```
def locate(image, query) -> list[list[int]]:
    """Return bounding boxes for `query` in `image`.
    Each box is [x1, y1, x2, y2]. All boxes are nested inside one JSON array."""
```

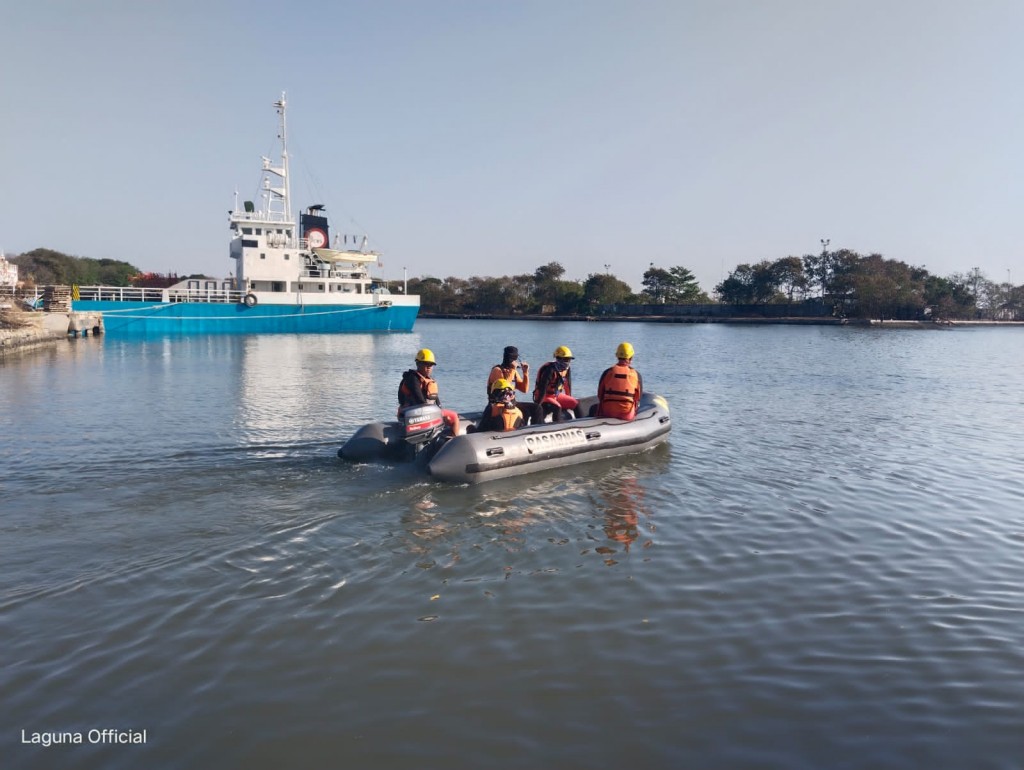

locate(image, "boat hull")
[[72, 300, 418, 335], [339, 393, 672, 484]]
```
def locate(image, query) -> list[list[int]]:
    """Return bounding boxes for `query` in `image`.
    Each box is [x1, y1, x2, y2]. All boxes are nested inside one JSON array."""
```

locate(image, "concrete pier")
[[0, 310, 104, 355]]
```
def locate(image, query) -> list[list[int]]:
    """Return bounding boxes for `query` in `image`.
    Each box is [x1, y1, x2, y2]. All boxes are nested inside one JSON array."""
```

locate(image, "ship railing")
[[167, 288, 246, 304], [73, 286, 246, 304]]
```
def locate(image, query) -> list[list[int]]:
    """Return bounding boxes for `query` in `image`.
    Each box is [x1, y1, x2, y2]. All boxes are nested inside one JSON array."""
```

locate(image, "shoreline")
[[421, 314, 1024, 328]]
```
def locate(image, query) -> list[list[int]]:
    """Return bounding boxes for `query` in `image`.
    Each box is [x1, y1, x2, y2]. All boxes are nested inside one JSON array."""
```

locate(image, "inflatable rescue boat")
[[339, 392, 671, 485]]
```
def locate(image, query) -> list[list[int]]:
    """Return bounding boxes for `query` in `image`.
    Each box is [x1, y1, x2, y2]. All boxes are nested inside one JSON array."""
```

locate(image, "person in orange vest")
[[397, 348, 461, 436], [595, 342, 643, 420], [486, 346, 530, 396], [473, 378, 526, 432], [532, 345, 580, 423]]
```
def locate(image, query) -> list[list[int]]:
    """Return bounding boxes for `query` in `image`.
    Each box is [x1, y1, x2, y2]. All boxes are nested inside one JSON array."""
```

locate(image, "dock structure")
[[67, 311, 104, 337], [0, 303, 104, 355]]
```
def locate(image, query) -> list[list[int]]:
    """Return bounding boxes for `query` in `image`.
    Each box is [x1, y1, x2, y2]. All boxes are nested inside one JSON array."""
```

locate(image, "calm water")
[[2, 320, 1022, 770]]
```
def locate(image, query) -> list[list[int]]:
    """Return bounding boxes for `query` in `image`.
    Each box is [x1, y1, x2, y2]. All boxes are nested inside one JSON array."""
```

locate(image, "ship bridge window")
[[260, 253, 266, 259], [242, 228, 253, 235], [284, 254, 290, 260], [205, 281, 216, 290], [188, 280, 199, 290], [255, 228, 262, 235]]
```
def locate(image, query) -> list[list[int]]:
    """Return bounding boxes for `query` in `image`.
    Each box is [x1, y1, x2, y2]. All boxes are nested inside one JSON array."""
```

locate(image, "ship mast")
[[261, 93, 292, 225]]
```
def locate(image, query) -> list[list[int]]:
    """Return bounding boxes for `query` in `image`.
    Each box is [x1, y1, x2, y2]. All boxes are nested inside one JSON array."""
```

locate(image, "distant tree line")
[[405, 262, 709, 316], [8, 246, 1021, 321], [10, 249, 185, 288], [9, 248, 139, 286], [713, 248, 1022, 321]]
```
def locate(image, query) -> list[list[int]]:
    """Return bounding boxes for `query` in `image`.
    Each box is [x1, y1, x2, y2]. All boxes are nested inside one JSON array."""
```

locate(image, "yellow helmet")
[[553, 345, 574, 360], [616, 342, 634, 359], [415, 348, 436, 364], [490, 377, 512, 393]]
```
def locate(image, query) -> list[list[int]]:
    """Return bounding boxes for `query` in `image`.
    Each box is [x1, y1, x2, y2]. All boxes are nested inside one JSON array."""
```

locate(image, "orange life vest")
[[487, 364, 526, 394], [598, 364, 640, 418], [398, 369, 439, 407], [486, 403, 524, 431]]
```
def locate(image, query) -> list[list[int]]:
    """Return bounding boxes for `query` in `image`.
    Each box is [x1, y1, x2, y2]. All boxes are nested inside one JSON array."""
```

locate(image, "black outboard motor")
[[339, 404, 448, 463], [400, 404, 446, 448]]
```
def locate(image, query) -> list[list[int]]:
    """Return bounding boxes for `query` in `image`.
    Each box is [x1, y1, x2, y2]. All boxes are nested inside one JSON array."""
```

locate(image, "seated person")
[[473, 378, 526, 433], [593, 341, 643, 421], [532, 345, 579, 423], [398, 348, 460, 436], [486, 345, 530, 396]]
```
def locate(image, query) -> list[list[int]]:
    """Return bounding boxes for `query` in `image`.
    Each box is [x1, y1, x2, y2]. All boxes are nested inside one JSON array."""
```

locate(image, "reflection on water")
[[598, 475, 648, 556], [392, 445, 671, 570]]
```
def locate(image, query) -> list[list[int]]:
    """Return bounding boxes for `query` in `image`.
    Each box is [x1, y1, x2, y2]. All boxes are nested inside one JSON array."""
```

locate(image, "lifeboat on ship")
[[338, 393, 671, 485]]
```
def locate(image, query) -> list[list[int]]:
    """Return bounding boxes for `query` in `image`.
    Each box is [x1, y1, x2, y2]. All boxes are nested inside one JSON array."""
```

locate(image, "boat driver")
[[398, 348, 461, 436]]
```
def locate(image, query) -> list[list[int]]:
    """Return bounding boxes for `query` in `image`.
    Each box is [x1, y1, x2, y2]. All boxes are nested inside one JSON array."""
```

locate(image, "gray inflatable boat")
[[339, 393, 671, 485]]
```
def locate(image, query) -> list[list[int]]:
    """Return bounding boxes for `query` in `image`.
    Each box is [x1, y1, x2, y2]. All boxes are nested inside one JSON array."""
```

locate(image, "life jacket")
[[486, 403, 524, 431], [598, 364, 640, 418], [487, 364, 524, 394], [398, 369, 439, 408], [533, 362, 570, 402]]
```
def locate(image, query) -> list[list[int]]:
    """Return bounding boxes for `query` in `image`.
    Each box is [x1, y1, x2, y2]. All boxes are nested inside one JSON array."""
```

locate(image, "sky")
[[2, 0, 1022, 293]]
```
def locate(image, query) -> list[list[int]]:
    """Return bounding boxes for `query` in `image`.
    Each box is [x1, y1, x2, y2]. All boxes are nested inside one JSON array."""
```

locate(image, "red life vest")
[[533, 362, 571, 402], [598, 364, 640, 418]]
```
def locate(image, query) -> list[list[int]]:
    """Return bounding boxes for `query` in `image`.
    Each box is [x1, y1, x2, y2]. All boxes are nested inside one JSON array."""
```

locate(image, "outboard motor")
[[339, 403, 447, 463], [400, 403, 446, 449]]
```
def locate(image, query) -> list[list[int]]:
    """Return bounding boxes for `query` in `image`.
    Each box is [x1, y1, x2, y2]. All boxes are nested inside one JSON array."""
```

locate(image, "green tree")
[[715, 264, 756, 304], [641, 264, 705, 303], [641, 266, 673, 303], [847, 254, 926, 320], [465, 276, 512, 314], [583, 273, 635, 310], [533, 261, 567, 312], [11, 248, 140, 286], [553, 279, 585, 314], [715, 261, 780, 304], [770, 256, 807, 302]]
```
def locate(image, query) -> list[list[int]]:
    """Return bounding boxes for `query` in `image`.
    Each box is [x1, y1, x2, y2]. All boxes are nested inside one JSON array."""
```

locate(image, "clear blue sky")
[[2, 0, 1021, 293]]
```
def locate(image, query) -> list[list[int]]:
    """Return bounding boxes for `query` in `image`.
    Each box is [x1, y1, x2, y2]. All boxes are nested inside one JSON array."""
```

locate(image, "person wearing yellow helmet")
[[532, 344, 580, 423], [472, 377, 526, 433], [486, 345, 530, 396], [594, 341, 643, 420], [398, 348, 461, 435]]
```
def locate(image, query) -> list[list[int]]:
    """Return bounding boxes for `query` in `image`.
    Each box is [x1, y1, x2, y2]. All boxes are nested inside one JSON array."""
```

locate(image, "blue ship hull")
[[73, 300, 418, 336]]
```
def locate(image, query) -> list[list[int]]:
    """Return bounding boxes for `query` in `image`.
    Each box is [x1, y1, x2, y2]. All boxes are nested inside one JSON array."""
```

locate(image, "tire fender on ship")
[[243, 293, 258, 307]]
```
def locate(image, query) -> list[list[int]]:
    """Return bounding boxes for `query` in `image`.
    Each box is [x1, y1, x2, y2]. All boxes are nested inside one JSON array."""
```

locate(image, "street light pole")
[[820, 239, 830, 300]]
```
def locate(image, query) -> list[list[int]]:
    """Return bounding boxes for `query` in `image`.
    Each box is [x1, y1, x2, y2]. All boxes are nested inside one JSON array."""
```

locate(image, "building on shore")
[[0, 253, 18, 288]]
